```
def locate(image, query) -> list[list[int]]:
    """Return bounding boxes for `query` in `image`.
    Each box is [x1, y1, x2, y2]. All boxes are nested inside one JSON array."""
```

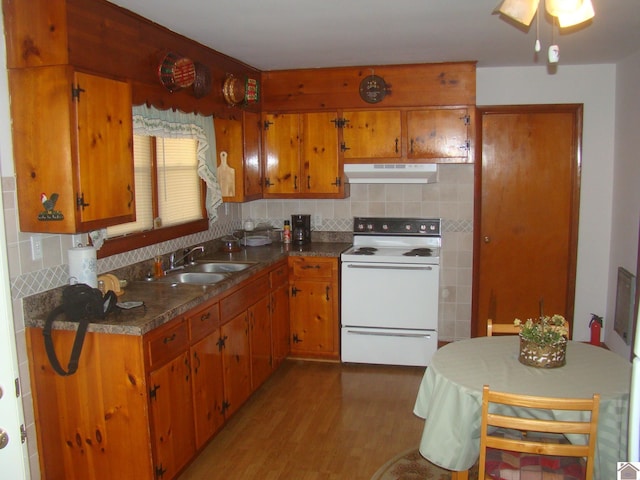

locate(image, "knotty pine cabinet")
[[341, 110, 402, 160], [340, 107, 473, 164], [188, 301, 225, 449], [270, 261, 290, 368], [262, 112, 346, 198], [288, 256, 340, 360], [220, 270, 271, 416], [26, 261, 288, 480], [8, 66, 135, 233], [214, 111, 263, 202], [146, 319, 196, 480]]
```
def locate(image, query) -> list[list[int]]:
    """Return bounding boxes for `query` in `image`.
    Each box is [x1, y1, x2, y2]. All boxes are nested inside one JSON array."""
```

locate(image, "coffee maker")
[[291, 214, 311, 245]]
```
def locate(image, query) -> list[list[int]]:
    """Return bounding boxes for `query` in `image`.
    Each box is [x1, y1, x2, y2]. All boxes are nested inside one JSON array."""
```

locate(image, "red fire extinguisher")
[[589, 314, 603, 346]]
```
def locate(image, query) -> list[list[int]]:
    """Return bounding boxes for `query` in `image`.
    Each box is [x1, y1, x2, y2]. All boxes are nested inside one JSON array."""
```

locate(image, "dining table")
[[413, 336, 631, 480]]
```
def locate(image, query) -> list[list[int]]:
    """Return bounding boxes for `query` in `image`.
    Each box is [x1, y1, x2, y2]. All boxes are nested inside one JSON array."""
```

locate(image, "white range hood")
[[344, 163, 438, 184]]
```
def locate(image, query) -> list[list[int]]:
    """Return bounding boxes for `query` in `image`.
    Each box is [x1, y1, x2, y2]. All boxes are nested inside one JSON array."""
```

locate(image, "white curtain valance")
[[132, 104, 222, 223]]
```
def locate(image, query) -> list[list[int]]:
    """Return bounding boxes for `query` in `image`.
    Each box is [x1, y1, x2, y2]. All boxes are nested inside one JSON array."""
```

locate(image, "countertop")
[[26, 242, 350, 336]]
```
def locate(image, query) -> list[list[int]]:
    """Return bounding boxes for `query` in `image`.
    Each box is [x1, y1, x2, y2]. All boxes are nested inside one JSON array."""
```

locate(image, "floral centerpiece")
[[514, 314, 568, 368]]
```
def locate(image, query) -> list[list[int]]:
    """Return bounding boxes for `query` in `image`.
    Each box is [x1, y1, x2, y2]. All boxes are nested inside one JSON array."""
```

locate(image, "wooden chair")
[[478, 385, 600, 480], [486, 319, 520, 336]]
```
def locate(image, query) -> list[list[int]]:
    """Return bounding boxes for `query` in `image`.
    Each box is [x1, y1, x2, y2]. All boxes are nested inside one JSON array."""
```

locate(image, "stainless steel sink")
[[156, 272, 228, 285], [187, 262, 255, 273]]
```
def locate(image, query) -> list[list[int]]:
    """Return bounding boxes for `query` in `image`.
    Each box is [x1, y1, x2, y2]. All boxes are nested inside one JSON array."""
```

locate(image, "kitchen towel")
[[68, 246, 98, 288]]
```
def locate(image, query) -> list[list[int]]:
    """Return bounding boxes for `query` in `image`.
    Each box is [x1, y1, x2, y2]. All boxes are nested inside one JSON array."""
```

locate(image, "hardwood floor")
[[179, 359, 427, 480]]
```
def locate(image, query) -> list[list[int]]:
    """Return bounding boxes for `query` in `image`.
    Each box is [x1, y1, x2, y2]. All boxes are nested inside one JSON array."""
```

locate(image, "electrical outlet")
[[314, 214, 323, 228], [30, 235, 43, 261]]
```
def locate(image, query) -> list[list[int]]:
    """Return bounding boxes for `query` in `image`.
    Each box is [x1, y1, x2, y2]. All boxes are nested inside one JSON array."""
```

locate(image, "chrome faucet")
[[167, 245, 205, 272]]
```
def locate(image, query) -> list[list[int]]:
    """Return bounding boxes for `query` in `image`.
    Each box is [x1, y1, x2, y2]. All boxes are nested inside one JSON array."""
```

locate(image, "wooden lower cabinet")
[[288, 256, 340, 360], [220, 311, 252, 419], [26, 260, 289, 480], [270, 261, 290, 368]]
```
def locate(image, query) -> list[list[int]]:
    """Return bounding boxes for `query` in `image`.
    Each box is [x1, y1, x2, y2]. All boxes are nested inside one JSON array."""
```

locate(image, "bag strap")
[[43, 306, 91, 376]]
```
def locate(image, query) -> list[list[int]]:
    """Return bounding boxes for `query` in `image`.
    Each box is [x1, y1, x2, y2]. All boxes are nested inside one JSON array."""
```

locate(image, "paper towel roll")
[[68, 246, 97, 288]]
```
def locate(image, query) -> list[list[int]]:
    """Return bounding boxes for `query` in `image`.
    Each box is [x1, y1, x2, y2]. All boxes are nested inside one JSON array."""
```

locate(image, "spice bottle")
[[283, 220, 291, 244]]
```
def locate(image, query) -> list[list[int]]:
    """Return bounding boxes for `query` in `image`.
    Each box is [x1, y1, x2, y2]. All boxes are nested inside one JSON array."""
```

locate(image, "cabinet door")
[[243, 111, 263, 199], [148, 351, 196, 480], [342, 110, 402, 160], [263, 113, 301, 194], [214, 111, 262, 202], [221, 313, 251, 418], [75, 72, 135, 228], [192, 332, 225, 448], [290, 280, 336, 356], [271, 282, 290, 368], [407, 108, 470, 161], [249, 295, 272, 389], [301, 112, 341, 194]]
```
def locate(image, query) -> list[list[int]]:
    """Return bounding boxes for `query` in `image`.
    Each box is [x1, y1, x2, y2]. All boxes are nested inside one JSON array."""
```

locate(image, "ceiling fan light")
[[545, 0, 583, 17], [557, 0, 594, 27], [496, 0, 540, 26]]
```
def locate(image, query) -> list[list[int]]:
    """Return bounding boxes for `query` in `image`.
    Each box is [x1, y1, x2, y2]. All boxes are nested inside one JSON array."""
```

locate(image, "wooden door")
[[148, 351, 196, 480], [263, 113, 300, 194], [191, 332, 225, 448], [301, 112, 341, 194], [290, 280, 335, 355], [342, 110, 402, 160], [249, 295, 272, 389], [271, 281, 290, 368], [473, 105, 581, 337], [221, 313, 251, 418], [75, 72, 135, 227], [243, 111, 263, 199], [407, 108, 470, 161]]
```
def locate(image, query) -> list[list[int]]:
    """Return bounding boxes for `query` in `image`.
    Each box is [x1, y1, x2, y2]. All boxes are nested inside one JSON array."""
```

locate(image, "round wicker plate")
[[222, 75, 246, 106]]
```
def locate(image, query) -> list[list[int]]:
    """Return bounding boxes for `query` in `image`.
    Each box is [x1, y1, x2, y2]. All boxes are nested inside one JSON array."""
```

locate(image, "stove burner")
[[403, 248, 433, 257], [353, 247, 377, 255]]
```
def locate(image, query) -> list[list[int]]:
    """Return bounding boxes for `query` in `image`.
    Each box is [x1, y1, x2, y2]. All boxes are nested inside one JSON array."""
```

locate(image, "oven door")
[[341, 261, 439, 330]]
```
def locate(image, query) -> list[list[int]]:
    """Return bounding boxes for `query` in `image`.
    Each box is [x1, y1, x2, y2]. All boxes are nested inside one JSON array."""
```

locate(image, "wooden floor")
[[178, 359, 427, 480]]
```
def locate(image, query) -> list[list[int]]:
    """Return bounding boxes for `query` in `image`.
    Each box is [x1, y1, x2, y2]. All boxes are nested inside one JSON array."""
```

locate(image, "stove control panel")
[[353, 217, 441, 236]]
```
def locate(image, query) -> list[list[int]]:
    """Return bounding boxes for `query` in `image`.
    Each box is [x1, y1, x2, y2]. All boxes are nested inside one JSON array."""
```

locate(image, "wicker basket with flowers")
[[514, 314, 569, 368]]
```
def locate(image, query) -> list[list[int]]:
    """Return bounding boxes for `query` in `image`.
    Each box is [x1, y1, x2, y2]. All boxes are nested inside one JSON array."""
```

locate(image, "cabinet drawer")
[[147, 320, 189, 369], [269, 261, 288, 289], [220, 274, 270, 322], [289, 257, 336, 279], [189, 302, 220, 344]]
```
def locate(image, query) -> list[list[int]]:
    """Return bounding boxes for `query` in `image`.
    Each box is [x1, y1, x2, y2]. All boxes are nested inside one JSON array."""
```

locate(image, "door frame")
[[471, 104, 583, 337]]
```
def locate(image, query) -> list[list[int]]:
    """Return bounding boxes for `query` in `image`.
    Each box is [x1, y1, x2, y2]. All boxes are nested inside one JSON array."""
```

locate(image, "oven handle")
[[345, 264, 434, 271], [345, 329, 433, 339]]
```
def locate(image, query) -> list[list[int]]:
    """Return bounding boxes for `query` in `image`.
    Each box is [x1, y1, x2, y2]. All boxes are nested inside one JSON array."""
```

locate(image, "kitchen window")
[[98, 106, 221, 258]]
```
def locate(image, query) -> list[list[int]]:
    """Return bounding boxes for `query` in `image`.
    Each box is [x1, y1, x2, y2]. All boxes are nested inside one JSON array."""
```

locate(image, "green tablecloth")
[[413, 336, 631, 479]]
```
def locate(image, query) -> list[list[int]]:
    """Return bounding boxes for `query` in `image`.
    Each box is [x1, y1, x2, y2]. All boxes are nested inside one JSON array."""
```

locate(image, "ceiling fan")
[[496, 0, 595, 28], [496, 0, 595, 63]]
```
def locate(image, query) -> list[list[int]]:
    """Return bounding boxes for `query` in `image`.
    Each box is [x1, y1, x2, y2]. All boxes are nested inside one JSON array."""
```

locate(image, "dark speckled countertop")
[[25, 242, 351, 336]]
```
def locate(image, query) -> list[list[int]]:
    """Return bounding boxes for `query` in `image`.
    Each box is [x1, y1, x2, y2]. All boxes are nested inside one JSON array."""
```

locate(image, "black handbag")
[[43, 283, 118, 376]]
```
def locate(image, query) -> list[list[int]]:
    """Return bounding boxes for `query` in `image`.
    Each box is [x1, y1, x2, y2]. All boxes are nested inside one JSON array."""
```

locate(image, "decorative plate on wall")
[[359, 74, 389, 103]]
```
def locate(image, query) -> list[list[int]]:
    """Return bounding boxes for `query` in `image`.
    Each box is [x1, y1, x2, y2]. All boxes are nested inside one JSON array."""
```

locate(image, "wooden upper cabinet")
[[341, 110, 402, 160], [214, 111, 263, 202], [9, 66, 135, 233], [263, 113, 300, 195], [407, 108, 472, 162], [263, 112, 345, 198]]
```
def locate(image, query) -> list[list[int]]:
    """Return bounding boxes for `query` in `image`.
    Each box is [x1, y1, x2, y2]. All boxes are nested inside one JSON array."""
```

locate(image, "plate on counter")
[[242, 235, 272, 247]]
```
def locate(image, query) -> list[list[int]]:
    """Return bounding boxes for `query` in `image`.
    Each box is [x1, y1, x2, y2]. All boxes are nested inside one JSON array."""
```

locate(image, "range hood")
[[344, 163, 438, 184]]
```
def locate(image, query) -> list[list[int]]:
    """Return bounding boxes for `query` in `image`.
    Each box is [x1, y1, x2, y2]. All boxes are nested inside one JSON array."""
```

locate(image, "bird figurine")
[[41, 193, 59, 213]]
